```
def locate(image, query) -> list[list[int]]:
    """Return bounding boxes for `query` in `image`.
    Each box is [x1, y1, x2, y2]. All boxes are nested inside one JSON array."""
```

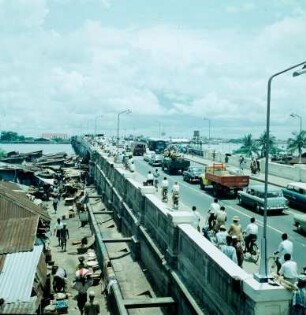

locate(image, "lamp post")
[[116, 109, 131, 148], [255, 61, 306, 283], [94, 115, 103, 137], [290, 113, 302, 163], [203, 118, 211, 141]]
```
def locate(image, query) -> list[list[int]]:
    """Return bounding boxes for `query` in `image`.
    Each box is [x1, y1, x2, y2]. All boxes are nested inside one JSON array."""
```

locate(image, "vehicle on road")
[[162, 156, 190, 174], [147, 138, 168, 154], [143, 151, 155, 162], [293, 213, 306, 234], [282, 182, 306, 211], [131, 142, 146, 156], [200, 163, 249, 197], [183, 166, 204, 183], [238, 184, 288, 214], [148, 154, 162, 167]]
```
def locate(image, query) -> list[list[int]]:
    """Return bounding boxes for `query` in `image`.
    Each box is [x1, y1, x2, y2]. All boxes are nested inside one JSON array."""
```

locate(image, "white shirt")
[[278, 239, 293, 264], [147, 173, 154, 180], [161, 180, 169, 188], [220, 245, 237, 264], [245, 223, 258, 236], [216, 231, 228, 245], [279, 260, 298, 279], [172, 184, 180, 193], [192, 211, 201, 228], [209, 202, 220, 214]]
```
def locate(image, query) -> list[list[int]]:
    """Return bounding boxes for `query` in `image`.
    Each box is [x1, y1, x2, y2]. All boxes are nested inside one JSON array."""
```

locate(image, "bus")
[[131, 142, 146, 156], [147, 138, 168, 154]]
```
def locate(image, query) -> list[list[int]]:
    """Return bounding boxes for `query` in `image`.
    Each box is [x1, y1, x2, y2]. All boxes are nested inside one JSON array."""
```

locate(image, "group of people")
[[146, 169, 180, 208], [53, 218, 70, 251]]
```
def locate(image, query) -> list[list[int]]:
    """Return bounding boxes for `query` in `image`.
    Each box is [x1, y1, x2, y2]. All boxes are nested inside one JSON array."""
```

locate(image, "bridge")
[[71, 135, 296, 315]]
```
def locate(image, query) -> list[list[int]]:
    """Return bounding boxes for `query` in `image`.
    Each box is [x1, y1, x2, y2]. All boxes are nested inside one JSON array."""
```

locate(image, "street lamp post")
[[290, 113, 303, 163], [203, 118, 211, 141], [116, 109, 131, 148], [94, 115, 103, 137], [255, 61, 306, 283]]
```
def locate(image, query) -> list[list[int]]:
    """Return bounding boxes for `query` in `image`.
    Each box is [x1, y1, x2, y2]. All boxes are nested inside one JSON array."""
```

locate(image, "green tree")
[[287, 130, 306, 159], [233, 134, 259, 157], [258, 131, 277, 158]]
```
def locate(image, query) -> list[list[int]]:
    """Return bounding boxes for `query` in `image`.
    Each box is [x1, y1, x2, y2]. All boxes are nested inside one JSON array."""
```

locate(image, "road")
[[134, 156, 306, 274]]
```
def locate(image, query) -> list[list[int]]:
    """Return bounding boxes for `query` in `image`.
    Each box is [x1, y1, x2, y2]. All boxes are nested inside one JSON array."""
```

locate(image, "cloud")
[[0, 0, 305, 139]]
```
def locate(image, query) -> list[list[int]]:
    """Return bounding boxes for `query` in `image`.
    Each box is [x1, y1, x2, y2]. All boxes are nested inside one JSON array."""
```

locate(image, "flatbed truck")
[[200, 163, 249, 197]]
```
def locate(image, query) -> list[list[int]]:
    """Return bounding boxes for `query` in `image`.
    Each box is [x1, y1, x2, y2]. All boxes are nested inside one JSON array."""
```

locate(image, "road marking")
[[224, 204, 285, 234]]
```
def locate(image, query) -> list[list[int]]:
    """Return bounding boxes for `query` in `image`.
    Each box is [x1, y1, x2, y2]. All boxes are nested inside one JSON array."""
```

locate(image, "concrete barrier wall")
[[72, 137, 293, 315]]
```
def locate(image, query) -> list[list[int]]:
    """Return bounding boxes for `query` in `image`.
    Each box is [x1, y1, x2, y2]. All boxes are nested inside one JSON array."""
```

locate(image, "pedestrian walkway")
[[46, 190, 110, 315]]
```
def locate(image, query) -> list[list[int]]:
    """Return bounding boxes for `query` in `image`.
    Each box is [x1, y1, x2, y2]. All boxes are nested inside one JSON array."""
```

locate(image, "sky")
[[0, 0, 305, 140]]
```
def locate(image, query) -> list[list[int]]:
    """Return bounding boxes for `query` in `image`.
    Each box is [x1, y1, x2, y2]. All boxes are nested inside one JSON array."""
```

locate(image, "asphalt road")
[[134, 156, 306, 274]]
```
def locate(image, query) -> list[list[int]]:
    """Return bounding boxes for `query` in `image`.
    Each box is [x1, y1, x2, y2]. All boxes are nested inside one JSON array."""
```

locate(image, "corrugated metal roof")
[[0, 181, 50, 221], [0, 299, 37, 314], [0, 245, 43, 303], [0, 216, 38, 254]]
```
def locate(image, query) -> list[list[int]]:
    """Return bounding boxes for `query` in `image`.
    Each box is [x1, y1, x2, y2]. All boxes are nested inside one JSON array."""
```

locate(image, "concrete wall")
[[72, 137, 292, 315]]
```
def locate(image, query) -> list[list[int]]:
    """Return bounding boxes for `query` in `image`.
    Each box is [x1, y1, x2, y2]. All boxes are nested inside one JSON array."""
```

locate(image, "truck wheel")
[[200, 182, 205, 190]]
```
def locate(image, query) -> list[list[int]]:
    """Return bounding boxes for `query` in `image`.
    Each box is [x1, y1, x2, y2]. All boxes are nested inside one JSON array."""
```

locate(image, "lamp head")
[[292, 64, 306, 77]]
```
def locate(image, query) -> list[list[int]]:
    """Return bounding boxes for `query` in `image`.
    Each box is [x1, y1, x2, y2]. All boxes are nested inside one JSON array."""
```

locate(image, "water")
[[0, 143, 74, 155]]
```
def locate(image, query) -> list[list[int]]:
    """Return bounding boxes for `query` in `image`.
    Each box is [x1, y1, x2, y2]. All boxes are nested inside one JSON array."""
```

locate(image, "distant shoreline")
[[0, 141, 71, 144]]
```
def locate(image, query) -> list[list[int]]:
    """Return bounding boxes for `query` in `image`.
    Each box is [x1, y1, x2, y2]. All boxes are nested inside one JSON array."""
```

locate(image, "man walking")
[[84, 291, 100, 315]]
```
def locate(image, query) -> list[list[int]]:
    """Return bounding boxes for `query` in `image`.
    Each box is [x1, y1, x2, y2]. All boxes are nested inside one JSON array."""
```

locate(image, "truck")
[[200, 163, 249, 197], [161, 156, 190, 174]]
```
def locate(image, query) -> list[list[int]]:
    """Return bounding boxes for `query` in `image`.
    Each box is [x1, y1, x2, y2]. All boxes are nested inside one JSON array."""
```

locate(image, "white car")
[[143, 151, 155, 162]]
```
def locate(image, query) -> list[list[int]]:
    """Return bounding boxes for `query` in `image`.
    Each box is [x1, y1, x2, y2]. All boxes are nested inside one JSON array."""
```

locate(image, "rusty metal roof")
[[0, 216, 38, 254], [0, 181, 50, 221]]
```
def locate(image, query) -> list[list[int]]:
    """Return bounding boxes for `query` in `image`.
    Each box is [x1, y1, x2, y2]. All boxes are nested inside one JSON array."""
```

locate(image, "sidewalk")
[[184, 154, 292, 188], [46, 189, 110, 315]]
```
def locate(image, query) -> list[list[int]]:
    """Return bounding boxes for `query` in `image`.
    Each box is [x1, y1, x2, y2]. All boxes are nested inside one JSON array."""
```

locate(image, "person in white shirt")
[[244, 217, 259, 253], [220, 235, 238, 264], [277, 233, 293, 266], [191, 206, 201, 232], [172, 182, 180, 208], [161, 177, 169, 200], [207, 198, 220, 230], [279, 253, 298, 284], [216, 225, 228, 246], [146, 171, 154, 186]]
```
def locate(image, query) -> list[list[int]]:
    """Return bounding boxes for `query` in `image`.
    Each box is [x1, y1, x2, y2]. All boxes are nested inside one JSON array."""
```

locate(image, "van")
[[238, 184, 288, 214], [282, 182, 306, 210]]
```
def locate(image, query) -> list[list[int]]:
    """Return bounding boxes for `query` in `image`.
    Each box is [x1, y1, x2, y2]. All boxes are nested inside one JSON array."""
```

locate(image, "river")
[[0, 143, 74, 155]]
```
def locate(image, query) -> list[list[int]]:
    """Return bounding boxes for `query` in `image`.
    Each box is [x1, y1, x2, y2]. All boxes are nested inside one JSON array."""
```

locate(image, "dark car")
[[183, 166, 204, 183]]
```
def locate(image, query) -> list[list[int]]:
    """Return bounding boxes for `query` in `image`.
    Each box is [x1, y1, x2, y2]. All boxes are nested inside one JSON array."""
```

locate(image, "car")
[[148, 154, 162, 166], [293, 213, 306, 234], [183, 166, 204, 183], [143, 151, 155, 162], [282, 182, 306, 210], [238, 184, 288, 214]]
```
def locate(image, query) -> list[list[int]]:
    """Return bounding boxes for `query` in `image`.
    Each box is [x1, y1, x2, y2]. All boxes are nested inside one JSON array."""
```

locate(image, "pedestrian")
[[60, 223, 70, 251], [72, 274, 93, 315], [53, 267, 67, 293], [215, 225, 228, 247], [207, 198, 220, 230], [244, 217, 258, 253], [276, 233, 294, 272], [153, 169, 160, 191], [214, 206, 227, 232], [279, 253, 298, 285], [53, 195, 59, 213], [239, 156, 245, 173], [291, 276, 306, 315], [228, 216, 243, 242], [191, 206, 201, 232], [54, 218, 63, 247], [84, 291, 100, 315], [220, 235, 238, 264], [256, 159, 261, 174], [232, 236, 244, 268], [146, 171, 154, 186]]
